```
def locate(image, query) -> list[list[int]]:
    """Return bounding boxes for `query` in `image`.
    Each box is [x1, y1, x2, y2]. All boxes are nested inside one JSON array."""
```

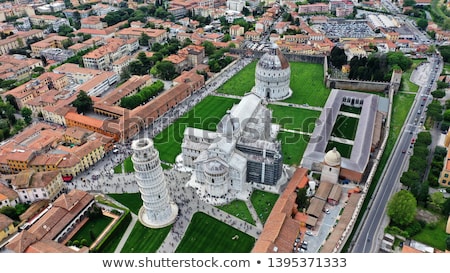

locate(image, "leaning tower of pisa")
[[131, 138, 178, 228]]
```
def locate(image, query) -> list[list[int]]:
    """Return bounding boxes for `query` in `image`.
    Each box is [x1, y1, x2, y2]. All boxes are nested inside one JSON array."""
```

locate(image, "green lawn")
[[175, 212, 255, 253], [217, 200, 256, 225], [269, 104, 320, 133], [278, 131, 309, 166], [216, 61, 257, 95], [284, 62, 330, 107], [340, 105, 362, 114], [121, 222, 171, 253], [331, 115, 359, 140], [250, 190, 279, 224], [108, 193, 142, 215], [413, 217, 448, 251], [113, 164, 122, 174], [326, 141, 353, 159], [401, 59, 425, 93], [123, 156, 134, 173], [70, 215, 113, 247], [153, 96, 239, 163], [216, 62, 330, 107]]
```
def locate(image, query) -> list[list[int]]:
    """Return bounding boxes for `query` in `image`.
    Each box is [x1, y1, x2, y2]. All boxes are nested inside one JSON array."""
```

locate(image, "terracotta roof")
[[25, 239, 80, 253], [6, 230, 38, 253], [27, 189, 94, 241], [0, 183, 18, 201], [65, 112, 104, 129], [306, 197, 326, 218], [19, 199, 49, 222], [315, 181, 333, 201], [0, 213, 13, 230]]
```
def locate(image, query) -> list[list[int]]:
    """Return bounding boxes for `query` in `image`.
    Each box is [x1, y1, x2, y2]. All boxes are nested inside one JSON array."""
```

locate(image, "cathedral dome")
[[324, 147, 341, 167]]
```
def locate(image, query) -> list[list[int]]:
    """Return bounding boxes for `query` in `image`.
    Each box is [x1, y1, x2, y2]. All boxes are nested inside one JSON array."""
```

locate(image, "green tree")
[[400, 170, 420, 189], [139, 32, 150, 46], [21, 107, 32, 125], [387, 190, 417, 227], [447, 236, 450, 250], [155, 61, 177, 80], [416, 18, 428, 30], [5, 94, 18, 110], [202, 41, 216, 56], [330, 46, 347, 69], [432, 90, 446, 99], [0, 206, 18, 221], [72, 91, 93, 113]]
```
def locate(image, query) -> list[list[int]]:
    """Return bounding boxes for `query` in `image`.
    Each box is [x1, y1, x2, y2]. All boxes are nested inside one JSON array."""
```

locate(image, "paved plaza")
[[66, 57, 266, 253]]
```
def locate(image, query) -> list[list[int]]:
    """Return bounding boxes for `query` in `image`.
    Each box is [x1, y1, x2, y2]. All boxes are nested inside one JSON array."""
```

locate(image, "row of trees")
[[330, 46, 413, 81], [120, 80, 164, 110], [0, 96, 32, 142]]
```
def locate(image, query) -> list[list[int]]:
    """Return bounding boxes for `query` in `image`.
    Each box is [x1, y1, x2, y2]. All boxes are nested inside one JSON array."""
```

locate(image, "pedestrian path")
[[114, 212, 137, 253]]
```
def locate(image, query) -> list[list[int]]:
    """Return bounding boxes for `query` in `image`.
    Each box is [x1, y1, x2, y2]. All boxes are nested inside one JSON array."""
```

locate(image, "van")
[[417, 110, 421, 115]]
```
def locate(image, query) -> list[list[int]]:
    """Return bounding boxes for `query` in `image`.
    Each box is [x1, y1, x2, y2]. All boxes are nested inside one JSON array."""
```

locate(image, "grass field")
[[278, 131, 309, 166], [326, 141, 353, 158], [284, 62, 330, 107], [121, 222, 171, 253], [108, 193, 142, 215], [123, 156, 134, 173], [216, 62, 330, 106], [153, 96, 239, 163], [340, 105, 361, 115], [175, 212, 255, 253], [250, 190, 279, 224], [216, 61, 257, 95], [113, 164, 122, 174], [217, 200, 256, 225], [331, 115, 359, 140], [70, 215, 113, 247], [268, 104, 320, 133], [413, 217, 447, 251]]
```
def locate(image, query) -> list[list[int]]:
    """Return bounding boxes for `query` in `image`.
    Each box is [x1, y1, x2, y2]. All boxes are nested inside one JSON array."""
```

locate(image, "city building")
[[5, 189, 93, 253], [131, 138, 178, 228]]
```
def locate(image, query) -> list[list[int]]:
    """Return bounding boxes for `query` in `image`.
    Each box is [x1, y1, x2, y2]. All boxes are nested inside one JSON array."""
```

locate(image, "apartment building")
[[11, 169, 65, 203], [82, 38, 138, 71], [116, 27, 168, 45], [0, 29, 44, 56], [0, 54, 43, 81], [30, 35, 70, 57]]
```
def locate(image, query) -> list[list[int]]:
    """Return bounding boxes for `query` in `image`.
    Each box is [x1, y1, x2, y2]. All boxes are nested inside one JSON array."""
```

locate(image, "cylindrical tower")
[[254, 44, 292, 100], [132, 138, 178, 228], [204, 160, 229, 197]]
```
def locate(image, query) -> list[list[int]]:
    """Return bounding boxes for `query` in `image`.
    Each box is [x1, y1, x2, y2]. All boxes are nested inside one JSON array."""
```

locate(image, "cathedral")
[[181, 46, 291, 205]]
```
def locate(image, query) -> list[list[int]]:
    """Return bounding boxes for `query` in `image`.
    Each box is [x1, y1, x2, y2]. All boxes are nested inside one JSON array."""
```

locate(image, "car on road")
[[324, 208, 330, 214], [301, 241, 308, 250], [305, 230, 313, 236], [439, 189, 447, 193]]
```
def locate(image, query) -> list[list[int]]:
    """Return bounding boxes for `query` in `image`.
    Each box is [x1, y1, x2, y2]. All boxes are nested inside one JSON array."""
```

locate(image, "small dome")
[[324, 147, 341, 167]]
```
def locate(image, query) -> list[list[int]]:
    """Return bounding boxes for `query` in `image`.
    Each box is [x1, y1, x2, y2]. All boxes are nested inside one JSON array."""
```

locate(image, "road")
[[351, 55, 442, 253]]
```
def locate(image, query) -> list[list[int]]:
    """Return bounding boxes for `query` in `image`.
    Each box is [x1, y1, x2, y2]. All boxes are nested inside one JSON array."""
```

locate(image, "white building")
[[227, 0, 245, 12], [182, 93, 285, 205], [252, 44, 292, 101], [132, 138, 178, 228]]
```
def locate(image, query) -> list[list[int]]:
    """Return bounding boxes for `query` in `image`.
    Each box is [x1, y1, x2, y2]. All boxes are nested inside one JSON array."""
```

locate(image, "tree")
[[432, 90, 446, 99], [400, 170, 419, 189], [447, 236, 450, 250], [416, 18, 428, 30], [0, 206, 18, 221], [72, 91, 93, 113], [202, 41, 216, 56], [139, 32, 150, 46], [5, 94, 18, 110], [330, 46, 347, 69], [155, 61, 177, 80], [387, 190, 417, 227], [21, 107, 32, 125]]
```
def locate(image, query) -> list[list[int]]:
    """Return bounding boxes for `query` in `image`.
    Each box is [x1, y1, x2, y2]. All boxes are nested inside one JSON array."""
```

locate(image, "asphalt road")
[[351, 55, 441, 252]]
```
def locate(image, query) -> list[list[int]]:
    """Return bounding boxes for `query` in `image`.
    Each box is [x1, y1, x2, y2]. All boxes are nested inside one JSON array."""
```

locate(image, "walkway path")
[[114, 212, 138, 253]]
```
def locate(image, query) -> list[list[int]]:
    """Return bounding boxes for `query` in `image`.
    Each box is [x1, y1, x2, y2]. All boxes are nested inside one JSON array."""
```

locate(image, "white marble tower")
[[132, 138, 178, 228]]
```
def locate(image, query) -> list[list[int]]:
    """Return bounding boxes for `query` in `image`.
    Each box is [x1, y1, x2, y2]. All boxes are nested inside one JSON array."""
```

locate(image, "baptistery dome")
[[253, 44, 292, 100]]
